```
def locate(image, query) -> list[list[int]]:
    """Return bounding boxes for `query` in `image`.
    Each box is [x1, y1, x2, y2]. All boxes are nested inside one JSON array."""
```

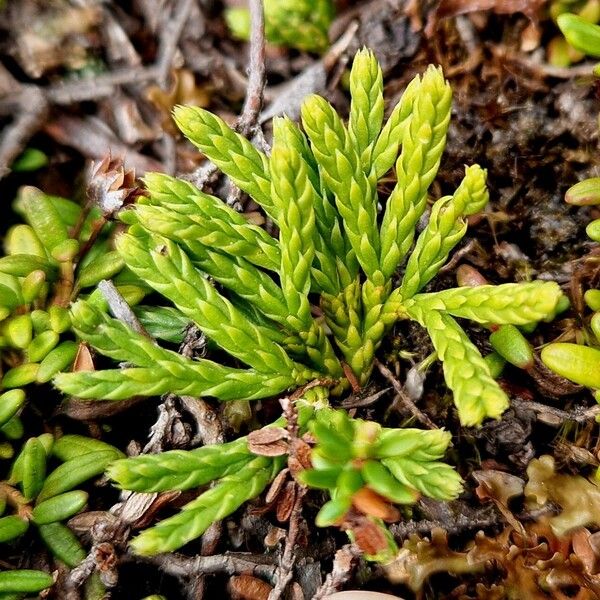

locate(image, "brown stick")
[[312, 545, 359, 600], [511, 397, 600, 426], [22, 66, 160, 108], [155, 0, 196, 88], [134, 551, 278, 580], [98, 280, 149, 337], [267, 487, 306, 600], [0, 87, 48, 177], [237, 0, 266, 136], [375, 359, 438, 429]]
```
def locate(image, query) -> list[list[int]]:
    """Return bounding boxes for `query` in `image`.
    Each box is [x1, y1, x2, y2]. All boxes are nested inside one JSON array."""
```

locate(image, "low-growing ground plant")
[[542, 177, 600, 399], [555, 9, 600, 72], [0, 160, 194, 462], [547, 1, 600, 67], [0, 433, 123, 595], [225, 0, 334, 52], [54, 49, 565, 556], [0, 175, 130, 458]]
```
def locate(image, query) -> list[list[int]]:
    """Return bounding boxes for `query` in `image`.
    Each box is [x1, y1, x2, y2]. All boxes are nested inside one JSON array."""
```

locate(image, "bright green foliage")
[[379, 65, 452, 280], [349, 48, 385, 159], [11, 148, 49, 172], [0, 433, 122, 590], [107, 437, 250, 493], [173, 108, 273, 214], [566, 177, 600, 205], [558, 13, 600, 57], [301, 92, 381, 283], [406, 282, 562, 326], [299, 408, 461, 529], [542, 177, 600, 392], [55, 300, 296, 401], [548, 1, 600, 70], [0, 177, 194, 460], [137, 173, 280, 270], [0, 570, 54, 594], [542, 344, 600, 389], [452, 264, 566, 374], [53, 49, 565, 556], [130, 455, 283, 555], [0, 187, 128, 454], [409, 310, 509, 426], [567, 178, 600, 243], [400, 166, 488, 298], [489, 324, 535, 370], [225, 0, 334, 52], [55, 49, 565, 424], [108, 409, 309, 556]]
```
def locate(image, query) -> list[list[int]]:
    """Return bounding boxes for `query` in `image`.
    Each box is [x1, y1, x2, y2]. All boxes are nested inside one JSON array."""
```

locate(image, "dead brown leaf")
[[572, 529, 600, 575], [228, 574, 272, 600], [288, 437, 313, 480], [276, 481, 297, 523], [346, 513, 394, 558], [72, 343, 95, 372], [130, 491, 181, 528], [87, 156, 141, 216], [265, 468, 290, 504], [247, 427, 289, 457]]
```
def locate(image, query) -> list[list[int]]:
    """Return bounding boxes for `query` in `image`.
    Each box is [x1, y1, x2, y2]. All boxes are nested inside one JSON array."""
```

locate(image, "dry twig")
[[237, 0, 266, 136], [98, 280, 149, 336], [375, 360, 438, 429], [156, 0, 196, 88], [135, 551, 278, 581], [0, 87, 48, 177], [312, 545, 360, 600], [268, 488, 306, 600]]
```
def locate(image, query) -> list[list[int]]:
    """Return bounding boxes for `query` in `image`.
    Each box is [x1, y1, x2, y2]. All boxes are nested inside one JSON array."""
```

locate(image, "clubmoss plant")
[[455, 264, 570, 375], [225, 0, 334, 52], [54, 49, 564, 555]]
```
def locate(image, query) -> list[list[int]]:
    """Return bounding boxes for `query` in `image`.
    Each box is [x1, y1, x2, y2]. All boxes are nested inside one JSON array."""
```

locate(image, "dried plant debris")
[[525, 455, 600, 538], [387, 524, 600, 599], [5, 1, 102, 78], [385, 455, 600, 598]]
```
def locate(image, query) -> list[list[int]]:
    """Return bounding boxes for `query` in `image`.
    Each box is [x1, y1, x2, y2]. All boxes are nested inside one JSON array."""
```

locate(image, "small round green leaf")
[[0, 569, 53, 593], [541, 343, 600, 388], [32, 490, 88, 525], [0, 516, 29, 543]]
